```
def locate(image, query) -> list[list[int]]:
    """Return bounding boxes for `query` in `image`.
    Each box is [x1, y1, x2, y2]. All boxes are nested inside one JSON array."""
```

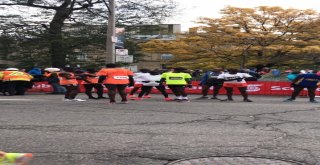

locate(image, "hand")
[[187, 84, 193, 88]]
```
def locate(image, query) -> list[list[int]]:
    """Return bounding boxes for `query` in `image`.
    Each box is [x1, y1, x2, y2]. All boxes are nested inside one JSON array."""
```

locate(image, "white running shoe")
[[73, 99, 86, 102], [63, 99, 73, 102]]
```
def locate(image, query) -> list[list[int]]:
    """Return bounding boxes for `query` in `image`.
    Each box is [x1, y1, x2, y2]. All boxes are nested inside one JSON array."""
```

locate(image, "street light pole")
[[106, 0, 116, 64]]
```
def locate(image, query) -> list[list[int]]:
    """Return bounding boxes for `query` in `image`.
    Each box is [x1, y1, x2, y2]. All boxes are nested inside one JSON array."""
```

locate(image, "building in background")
[[125, 24, 181, 70]]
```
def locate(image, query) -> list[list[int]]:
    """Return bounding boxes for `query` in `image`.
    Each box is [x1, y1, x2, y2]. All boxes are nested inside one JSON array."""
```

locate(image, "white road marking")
[[0, 99, 38, 101]]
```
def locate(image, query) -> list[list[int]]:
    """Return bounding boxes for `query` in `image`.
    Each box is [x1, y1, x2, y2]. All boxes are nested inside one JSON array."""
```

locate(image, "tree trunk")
[[49, 7, 71, 68]]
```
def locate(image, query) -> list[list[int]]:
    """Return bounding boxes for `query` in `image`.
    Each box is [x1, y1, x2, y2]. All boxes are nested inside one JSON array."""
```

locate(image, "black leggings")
[[129, 86, 150, 95], [138, 85, 169, 98], [63, 85, 79, 99], [105, 84, 127, 102], [168, 85, 187, 97], [290, 85, 317, 101], [83, 84, 104, 98], [202, 84, 223, 97], [224, 87, 248, 100]]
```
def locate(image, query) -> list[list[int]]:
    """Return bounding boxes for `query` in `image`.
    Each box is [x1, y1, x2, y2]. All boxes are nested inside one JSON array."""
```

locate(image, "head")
[[173, 67, 186, 73], [212, 68, 223, 73], [227, 68, 239, 74], [149, 70, 160, 75], [106, 63, 118, 68], [86, 68, 96, 73], [63, 67, 74, 72], [139, 68, 150, 73]]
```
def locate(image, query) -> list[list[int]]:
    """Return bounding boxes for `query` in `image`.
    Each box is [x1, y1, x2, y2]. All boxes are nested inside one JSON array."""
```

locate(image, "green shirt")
[[161, 72, 192, 85]]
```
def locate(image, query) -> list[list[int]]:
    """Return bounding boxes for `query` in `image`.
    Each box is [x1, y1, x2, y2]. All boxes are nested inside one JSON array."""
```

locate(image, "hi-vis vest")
[[81, 72, 99, 84], [0, 71, 33, 81], [161, 72, 191, 85], [58, 72, 78, 85]]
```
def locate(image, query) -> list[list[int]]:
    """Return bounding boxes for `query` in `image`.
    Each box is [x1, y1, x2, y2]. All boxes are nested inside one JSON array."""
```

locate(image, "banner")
[[28, 81, 320, 96]]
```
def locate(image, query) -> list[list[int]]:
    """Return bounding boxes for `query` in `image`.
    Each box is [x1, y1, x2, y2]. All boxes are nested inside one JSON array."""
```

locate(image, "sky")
[[167, 0, 320, 31]]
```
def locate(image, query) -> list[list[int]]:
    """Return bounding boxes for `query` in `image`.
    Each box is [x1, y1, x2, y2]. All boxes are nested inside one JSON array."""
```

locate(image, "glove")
[[187, 84, 193, 88]]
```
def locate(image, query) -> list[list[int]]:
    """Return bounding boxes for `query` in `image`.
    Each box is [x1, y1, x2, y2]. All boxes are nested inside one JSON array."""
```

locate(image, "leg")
[[129, 86, 140, 95], [117, 84, 128, 102], [155, 85, 169, 98], [202, 84, 210, 97], [212, 84, 223, 98], [168, 85, 180, 97], [224, 87, 233, 100], [6, 81, 17, 96], [105, 84, 117, 103], [94, 84, 105, 98], [63, 85, 72, 99], [138, 86, 152, 98], [307, 86, 317, 101], [238, 87, 252, 102], [69, 85, 79, 99], [290, 85, 304, 100], [84, 84, 95, 98]]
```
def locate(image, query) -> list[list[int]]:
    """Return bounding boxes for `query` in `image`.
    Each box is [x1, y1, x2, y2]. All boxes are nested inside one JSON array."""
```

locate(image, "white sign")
[[122, 65, 138, 72], [116, 49, 128, 56], [116, 55, 133, 63]]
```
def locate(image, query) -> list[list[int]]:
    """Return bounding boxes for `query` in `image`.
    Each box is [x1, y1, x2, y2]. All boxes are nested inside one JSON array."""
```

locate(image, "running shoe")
[[120, 101, 129, 104], [63, 99, 73, 102], [164, 97, 174, 101], [143, 95, 152, 98], [196, 96, 209, 99], [210, 97, 218, 99], [243, 99, 253, 102], [73, 99, 86, 102], [221, 98, 234, 102], [283, 98, 295, 102], [88, 97, 98, 99], [128, 94, 136, 98], [131, 97, 142, 101]]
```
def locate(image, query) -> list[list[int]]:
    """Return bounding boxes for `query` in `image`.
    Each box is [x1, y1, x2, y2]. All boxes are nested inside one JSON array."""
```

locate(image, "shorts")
[[223, 82, 247, 88], [134, 84, 143, 88]]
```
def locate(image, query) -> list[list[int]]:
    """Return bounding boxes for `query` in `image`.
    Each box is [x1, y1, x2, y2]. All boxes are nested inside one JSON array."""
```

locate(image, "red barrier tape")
[[28, 81, 320, 96]]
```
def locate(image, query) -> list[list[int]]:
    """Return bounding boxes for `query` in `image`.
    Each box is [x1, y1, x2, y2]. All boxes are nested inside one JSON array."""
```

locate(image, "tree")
[[0, 0, 177, 67], [140, 6, 320, 70]]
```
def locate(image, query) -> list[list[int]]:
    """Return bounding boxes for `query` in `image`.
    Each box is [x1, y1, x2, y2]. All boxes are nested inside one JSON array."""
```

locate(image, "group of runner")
[[1, 64, 320, 103]]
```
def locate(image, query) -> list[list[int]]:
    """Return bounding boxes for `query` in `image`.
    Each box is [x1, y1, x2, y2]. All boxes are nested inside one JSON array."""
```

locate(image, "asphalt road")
[[1, 93, 320, 165]]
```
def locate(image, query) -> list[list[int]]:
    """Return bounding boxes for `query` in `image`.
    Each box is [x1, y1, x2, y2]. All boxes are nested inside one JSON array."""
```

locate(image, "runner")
[[58, 67, 85, 102], [218, 68, 253, 102], [284, 70, 320, 103], [197, 68, 224, 100], [128, 69, 151, 98], [131, 70, 173, 101], [97, 63, 134, 104], [160, 67, 192, 102]]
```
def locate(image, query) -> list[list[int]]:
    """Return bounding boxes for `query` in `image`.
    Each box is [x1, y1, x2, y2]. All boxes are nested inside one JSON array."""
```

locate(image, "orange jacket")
[[97, 68, 133, 84], [0, 71, 33, 81], [58, 72, 78, 85]]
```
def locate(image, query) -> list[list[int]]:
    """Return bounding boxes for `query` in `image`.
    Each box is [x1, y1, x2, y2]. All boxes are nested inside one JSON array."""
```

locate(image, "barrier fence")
[[28, 81, 320, 96]]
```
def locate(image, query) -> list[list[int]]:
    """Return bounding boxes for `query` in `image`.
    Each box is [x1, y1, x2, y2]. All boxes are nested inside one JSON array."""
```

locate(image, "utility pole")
[[106, 0, 116, 64]]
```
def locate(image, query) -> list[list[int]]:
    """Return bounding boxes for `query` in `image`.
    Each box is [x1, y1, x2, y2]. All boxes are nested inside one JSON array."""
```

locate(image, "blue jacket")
[[28, 68, 42, 76], [293, 74, 320, 87]]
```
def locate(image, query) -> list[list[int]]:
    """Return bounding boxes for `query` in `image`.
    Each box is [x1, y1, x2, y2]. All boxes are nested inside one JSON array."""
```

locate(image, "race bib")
[[169, 77, 183, 80], [113, 76, 129, 80]]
